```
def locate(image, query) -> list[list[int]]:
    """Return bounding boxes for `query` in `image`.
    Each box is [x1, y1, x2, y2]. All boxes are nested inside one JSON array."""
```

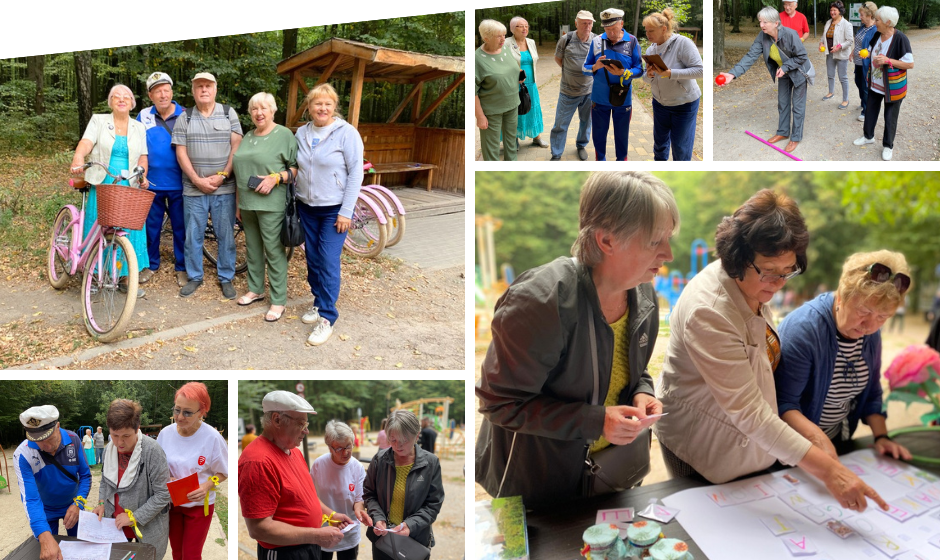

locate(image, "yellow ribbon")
[[619, 69, 633, 87], [124, 509, 143, 539], [73, 496, 89, 511], [204, 476, 220, 517], [322, 512, 341, 526]]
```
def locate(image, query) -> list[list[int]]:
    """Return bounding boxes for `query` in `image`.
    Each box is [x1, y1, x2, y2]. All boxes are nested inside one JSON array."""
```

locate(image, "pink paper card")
[[781, 534, 817, 556], [906, 489, 940, 509], [843, 462, 870, 476], [876, 461, 904, 477], [167, 473, 199, 507], [878, 502, 916, 523], [864, 533, 909, 558], [596, 507, 634, 524], [760, 514, 797, 536]]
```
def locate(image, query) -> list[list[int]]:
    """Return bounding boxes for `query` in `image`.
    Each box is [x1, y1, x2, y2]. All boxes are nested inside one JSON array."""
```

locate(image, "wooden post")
[[410, 82, 424, 123], [348, 57, 366, 129], [415, 74, 464, 126], [286, 71, 299, 128]]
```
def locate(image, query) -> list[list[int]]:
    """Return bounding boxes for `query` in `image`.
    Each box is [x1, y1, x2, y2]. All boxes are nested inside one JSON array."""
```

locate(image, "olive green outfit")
[[232, 125, 298, 305], [476, 44, 520, 161]]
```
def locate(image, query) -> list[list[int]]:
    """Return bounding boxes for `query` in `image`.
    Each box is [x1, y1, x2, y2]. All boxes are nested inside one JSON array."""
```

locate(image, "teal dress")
[[82, 135, 149, 275], [517, 50, 544, 140]]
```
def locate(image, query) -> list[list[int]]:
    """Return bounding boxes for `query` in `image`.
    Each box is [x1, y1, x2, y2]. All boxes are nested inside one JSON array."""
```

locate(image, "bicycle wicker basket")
[[96, 184, 155, 230]]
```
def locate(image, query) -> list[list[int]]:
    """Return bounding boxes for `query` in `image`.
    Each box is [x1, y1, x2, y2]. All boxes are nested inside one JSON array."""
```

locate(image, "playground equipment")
[[655, 239, 711, 322], [476, 214, 505, 342], [0, 443, 10, 492], [392, 397, 458, 456]]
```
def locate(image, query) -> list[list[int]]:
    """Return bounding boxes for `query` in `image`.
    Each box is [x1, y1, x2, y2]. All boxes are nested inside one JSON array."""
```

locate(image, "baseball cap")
[[576, 10, 595, 21], [192, 72, 217, 83]]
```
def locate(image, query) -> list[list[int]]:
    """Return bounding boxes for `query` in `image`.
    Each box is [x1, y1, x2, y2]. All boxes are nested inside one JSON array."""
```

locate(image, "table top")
[[5, 536, 156, 560]]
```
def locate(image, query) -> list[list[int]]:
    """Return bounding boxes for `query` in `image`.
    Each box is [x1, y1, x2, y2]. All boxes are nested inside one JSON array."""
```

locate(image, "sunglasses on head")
[[865, 263, 910, 294]]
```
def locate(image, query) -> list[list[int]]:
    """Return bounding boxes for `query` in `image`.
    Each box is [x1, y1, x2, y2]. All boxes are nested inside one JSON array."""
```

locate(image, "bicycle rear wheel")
[[343, 196, 387, 258], [364, 190, 406, 248], [48, 207, 77, 289], [203, 218, 248, 275], [81, 234, 137, 342]]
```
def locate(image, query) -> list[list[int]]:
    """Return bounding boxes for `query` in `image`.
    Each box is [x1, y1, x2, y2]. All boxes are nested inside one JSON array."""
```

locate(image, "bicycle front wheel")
[[81, 234, 137, 342], [48, 207, 77, 289], [343, 197, 387, 258]]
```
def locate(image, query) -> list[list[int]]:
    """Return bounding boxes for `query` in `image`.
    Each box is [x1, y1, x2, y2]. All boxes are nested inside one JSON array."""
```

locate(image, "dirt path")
[[713, 25, 940, 161]]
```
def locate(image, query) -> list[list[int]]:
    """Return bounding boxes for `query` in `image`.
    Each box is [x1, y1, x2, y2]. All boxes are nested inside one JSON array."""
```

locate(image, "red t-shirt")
[[114, 451, 136, 540], [779, 11, 809, 37], [238, 436, 322, 549]]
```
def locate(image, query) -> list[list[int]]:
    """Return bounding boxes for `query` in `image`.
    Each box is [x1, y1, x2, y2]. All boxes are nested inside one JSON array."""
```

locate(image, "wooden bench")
[[678, 27, 702, 43], [368, 162, 438, 191]]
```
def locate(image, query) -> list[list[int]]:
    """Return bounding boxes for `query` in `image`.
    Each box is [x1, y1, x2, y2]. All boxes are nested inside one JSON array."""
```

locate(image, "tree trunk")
[[26, 55, 45, 115], [277, 29, 299, 125], [731, 0, 741, 33], [714, 0, 726, 67], [633, 0, 641, 38], [74, 51, 93, 138]]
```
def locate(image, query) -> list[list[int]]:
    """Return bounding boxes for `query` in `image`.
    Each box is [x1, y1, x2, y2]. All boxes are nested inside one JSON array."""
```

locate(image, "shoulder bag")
[[518, 83, 532, 115], [375, 532, 431, 560], [280, 170, 305, 248]]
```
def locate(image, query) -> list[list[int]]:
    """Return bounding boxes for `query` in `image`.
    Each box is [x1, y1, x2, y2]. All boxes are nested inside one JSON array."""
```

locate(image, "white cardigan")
[[822, 18, 854, 60], [506, 36, 539, 83]]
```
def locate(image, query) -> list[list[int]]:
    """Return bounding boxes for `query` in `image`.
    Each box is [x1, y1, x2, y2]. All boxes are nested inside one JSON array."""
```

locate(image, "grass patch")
[[215, 489, 228, 539], [447, 475, 465, 483]]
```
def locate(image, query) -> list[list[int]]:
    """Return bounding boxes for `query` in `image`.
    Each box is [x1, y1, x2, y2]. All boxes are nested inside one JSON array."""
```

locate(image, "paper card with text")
[[760, 514, 797, 536], [781, 534, 817, 556], [864, 533, 910, 558]]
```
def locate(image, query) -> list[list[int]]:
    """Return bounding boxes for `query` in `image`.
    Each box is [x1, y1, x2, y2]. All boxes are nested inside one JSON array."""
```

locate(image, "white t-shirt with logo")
[[157, 422, 229, 508], [310, 453, 366, 551]]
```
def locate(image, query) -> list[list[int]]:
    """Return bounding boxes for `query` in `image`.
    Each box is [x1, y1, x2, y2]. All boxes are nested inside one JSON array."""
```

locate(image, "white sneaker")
[[853, 136, 875, 146], [301, 305, 320, 325], [306, 318, 333, 346], [857, 112, 865, 122], [882, 147, 893, 160]]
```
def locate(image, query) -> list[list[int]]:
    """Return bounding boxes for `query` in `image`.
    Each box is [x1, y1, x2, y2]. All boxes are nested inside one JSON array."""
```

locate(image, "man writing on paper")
[[239, 391, 352, 560], [13, 405, 92, 560]]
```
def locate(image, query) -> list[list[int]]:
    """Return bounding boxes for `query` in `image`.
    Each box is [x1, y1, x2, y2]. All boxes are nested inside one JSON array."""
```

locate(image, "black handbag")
[[579, 301, 652, 498], [604, 68, 629, 107], [518, 83, 532, 115], [280, 171, 304, 248], [368, 529, 431, 560]]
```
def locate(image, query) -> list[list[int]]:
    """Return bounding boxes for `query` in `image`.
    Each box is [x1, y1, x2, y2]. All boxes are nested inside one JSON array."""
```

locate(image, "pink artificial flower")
[[884, 344, 940, 390]]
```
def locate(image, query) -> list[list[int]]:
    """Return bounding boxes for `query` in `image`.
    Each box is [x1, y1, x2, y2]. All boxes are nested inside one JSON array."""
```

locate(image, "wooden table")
[[5, 536, 155, 560], [368, 162, 437, 191]]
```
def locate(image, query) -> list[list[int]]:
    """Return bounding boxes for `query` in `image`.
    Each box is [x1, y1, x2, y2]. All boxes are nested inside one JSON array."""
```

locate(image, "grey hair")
[[324, 420, 355, 446], [261, 411, 275, 430], [386, 409, 421, 441], [248, 91, 277, 114], [510, 16, 527, 31], [571, 171, 680, 268], [479, 19, 507, 42], [107, 84, 137, 111], [757, 6, 782, 27], [876, 6, 899, 27]]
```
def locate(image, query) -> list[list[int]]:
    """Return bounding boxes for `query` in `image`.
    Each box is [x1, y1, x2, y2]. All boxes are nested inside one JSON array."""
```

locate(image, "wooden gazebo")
[[277, 38, 465, 192]]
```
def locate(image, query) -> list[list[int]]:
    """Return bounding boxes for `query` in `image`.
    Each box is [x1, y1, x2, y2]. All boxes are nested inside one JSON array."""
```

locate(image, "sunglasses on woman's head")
[[865, 263, 911, 294]]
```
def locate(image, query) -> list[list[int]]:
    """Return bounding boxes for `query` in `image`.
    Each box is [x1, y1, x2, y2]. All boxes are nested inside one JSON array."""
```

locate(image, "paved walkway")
[[474, 43, 657, 161], [384, 210, 465, 271]]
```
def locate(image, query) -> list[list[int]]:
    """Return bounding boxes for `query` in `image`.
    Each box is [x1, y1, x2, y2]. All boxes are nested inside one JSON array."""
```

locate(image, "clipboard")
[[167, 473, 200, 506], [642, 54, 669, 72]]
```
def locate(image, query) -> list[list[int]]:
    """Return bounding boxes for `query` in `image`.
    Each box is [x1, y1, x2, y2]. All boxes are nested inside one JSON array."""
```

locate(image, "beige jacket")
[[822, 18, 854, 60], [507, 36, 539, 83], [654, 261, 811, 483], [81, 114, 148, 184]]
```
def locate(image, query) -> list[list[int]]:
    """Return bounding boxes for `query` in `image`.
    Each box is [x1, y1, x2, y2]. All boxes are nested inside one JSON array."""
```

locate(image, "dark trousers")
[[46, 511, 79, 537], [591, 103, 632, 161], [652, 98, 699, 161], [320, 547, 359, 560], [854, 64, 869, 112], [863, 90, 903, 149], [297, 202, 346, 325], [145, 189, 186, 271], [776, 74, 806, 142], [257, 543, 321, 560]]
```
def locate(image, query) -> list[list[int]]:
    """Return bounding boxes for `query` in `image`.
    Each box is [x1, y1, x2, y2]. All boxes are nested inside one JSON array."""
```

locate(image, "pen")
[[118, 552, 132, 560]]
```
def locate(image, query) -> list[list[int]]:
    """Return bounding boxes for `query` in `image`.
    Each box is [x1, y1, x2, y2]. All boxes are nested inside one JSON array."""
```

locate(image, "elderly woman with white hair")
[[364, 410, 443, 559], [232, 92, 298, 322], [477, 171, 677, 508], [853, 6, 913, 161], [310, 420, 373, 560], [69, 84, 150, 292], [717, 7, 811, 154], [476, 19, 522, 161], [507, 16, 548, 149]]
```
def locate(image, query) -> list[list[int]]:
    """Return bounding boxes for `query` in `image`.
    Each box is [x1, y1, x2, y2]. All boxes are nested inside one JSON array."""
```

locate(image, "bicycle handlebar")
[[74, 161, 148, 188]]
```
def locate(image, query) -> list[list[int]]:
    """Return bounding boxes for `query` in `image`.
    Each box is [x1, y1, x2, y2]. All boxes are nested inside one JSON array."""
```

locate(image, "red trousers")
[[169, 504, 214, 560]]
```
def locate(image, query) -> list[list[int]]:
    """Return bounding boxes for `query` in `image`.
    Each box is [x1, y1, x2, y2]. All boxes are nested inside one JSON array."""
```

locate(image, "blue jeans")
[[145, 189, 186, 271], [183, 193, 236, 283], [854, 64, 869, 113], [297, 203, 346, 325], [550, 92, 592, 158], [652, 98, 699, 161], [591, 103, 632, 161], [95, 447, 103, 463]]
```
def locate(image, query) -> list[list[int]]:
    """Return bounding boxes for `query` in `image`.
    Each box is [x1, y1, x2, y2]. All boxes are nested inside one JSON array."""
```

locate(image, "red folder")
[[167, 473, 200, 506]]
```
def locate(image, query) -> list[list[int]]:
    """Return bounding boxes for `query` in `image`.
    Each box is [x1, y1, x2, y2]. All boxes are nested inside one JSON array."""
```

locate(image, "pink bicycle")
[[47, 162, 153, 342]]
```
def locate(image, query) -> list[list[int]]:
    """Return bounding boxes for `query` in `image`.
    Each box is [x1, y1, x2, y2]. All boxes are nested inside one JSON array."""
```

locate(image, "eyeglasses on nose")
[[172, 407, 201, 418], [750, 263, 801, 283], [330, 444, 353, 453]]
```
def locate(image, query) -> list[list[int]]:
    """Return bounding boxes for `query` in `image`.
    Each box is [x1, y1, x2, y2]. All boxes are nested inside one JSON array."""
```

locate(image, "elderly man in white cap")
[[583, 7, 643, 161], [780, 0, 810, 41], [138, 71, 188, 287], [550, 10, 597, 161], [239, 391, 351, 560], [171, 72, 243, 300], [13, 405, 92, 560]]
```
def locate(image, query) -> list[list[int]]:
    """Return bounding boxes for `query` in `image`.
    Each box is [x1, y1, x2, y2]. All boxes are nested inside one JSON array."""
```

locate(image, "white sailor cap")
[[600, 8, 625, 26], [20, 405, 60, 442]]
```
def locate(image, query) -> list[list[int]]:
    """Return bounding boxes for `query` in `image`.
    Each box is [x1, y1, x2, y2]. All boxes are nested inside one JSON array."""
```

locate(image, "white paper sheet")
[[341, 522, 359, 533], [58, 541, 111, 560], [77, 509, 129, 543], [662, 450, 940, 560]]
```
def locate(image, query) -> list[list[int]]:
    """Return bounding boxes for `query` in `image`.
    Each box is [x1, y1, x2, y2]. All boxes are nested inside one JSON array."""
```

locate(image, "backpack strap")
[[185, 104, 231, 123], [563, 30, 575, 52]]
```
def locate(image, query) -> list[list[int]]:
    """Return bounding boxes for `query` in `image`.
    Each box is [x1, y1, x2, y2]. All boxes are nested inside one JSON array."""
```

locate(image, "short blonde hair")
[[248, 92, 277, 114], [107, 84, 137, 111], [859, 1, 878, 18], [837, 250, 911, 312], [643, 7, 678, 35], [479, 19, 507, 42], [304, 83, 343, 120], [571, 172, 680, 268]]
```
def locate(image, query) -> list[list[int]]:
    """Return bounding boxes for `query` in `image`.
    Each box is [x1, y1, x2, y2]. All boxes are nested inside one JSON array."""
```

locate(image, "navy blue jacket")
[[775, 292, 886, 437], [137, 101, 184, 192]]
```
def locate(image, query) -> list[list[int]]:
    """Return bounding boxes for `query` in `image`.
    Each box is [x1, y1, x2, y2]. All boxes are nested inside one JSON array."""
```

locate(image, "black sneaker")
[[577, 147, 589, 161], [550, 155, 561, 161], [220, 281, 236, 300], [180, 280, 203, 297]]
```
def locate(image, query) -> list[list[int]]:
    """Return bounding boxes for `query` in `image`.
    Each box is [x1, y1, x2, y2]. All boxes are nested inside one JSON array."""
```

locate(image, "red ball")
[[715, 75, 727, 85]]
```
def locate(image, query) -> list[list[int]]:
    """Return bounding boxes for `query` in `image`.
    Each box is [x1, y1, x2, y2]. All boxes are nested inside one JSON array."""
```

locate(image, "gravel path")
[[713, 24, 940, 161]]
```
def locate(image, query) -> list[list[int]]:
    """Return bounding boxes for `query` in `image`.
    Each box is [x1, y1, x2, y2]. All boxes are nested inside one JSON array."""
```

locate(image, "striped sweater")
[[867, 30, 912, 103]]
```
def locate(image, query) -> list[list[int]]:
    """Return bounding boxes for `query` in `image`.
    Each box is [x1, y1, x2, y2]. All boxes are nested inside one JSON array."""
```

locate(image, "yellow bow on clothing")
[[73, 496, 90, 511], [204, 476, 220, 516], [322, 512, 341, 526], [619, 69, 633, 87], [124, 509, 143, 539]]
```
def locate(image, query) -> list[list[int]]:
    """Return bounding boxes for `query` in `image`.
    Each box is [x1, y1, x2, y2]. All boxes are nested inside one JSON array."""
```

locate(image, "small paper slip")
[[878, 501, 916, 523], [167, 472, 200, 506], [341, 522, 359, 534], [780, 534, 817, 556], [893, 471, 927, 490], [385, 524, 406, 533], [863, 533, 909, 558], [597, 508, 634, 538], [77, 510, 128, 543], [59, 541, 111, 560], [759, 514, 796, 536], [638, 499, 678, 523], [637, 412, 668, 428]]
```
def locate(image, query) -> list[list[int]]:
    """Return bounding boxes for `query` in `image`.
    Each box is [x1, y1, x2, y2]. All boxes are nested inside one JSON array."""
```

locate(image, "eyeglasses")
[[329, 444, 353, 453], [172, 407, 201, 418], [865, 263, 911, 294], [279, 413, 309, 431], [750, 263, 802, 283]]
